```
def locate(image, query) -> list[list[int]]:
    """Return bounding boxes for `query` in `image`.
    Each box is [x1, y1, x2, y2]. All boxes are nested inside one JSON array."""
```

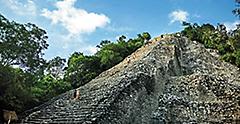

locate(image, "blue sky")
[[0, 0, 238, 60]]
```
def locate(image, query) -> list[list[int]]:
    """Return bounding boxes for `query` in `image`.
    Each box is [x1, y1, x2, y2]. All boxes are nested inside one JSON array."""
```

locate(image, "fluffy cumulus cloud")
[[3, 0, 37, 16], [224, 20, 240, 31], [42, 0, 110, 35], [169, 10, 189, 24]]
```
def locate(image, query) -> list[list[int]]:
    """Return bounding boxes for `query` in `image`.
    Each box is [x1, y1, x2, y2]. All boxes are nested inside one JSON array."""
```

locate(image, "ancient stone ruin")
[[21, 36, 240, 123]]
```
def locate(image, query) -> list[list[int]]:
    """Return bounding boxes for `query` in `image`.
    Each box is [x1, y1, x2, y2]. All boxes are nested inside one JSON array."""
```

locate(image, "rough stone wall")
[[21, 36, 240, 124], [149, 37, 240, 123]]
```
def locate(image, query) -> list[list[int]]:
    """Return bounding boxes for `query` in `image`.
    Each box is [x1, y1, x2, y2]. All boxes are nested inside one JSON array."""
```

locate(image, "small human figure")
[[161, 35, 164, 38], [73, 89, 80, 100]]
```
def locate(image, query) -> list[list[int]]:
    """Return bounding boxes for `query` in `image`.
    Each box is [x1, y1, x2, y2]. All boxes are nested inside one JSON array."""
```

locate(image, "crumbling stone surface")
[[21, 36, 240, 124]]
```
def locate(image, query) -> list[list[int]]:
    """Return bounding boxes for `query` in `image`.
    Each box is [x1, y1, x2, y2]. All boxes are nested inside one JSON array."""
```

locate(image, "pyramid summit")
[[21, 35, 240, 123]]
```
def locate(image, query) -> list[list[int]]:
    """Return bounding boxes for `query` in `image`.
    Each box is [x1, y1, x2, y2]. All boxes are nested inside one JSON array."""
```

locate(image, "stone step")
[[22, 120, 46, 124], [26, 117, 86, 123], [52, 117, 85, 121]]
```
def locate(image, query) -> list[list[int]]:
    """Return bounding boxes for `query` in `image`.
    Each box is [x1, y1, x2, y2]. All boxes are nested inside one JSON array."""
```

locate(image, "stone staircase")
[[21, 35, 240, 124]]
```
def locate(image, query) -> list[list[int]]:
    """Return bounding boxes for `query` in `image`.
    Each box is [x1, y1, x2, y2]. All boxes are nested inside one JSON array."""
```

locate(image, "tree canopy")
[[0, 15, 48, 73], [233, 0, 240, 18], [0, 14, 69, 113]]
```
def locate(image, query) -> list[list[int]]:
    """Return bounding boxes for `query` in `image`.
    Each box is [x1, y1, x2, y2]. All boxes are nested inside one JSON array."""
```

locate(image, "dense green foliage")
[[0, 65, 35, 111], [0, 15, 48, 73], [65, 52, 101, 88], [0, 14, 71, 113]]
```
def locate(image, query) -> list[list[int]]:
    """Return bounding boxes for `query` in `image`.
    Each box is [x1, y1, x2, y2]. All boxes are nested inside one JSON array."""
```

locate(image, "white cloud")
[[3, 0, 37, 16], [85, 46, 99, 55], [42, 0, 110, 35], [224, 20, 240, 31], [169, 10, 189, 24], [49, 33, 98, 57]]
